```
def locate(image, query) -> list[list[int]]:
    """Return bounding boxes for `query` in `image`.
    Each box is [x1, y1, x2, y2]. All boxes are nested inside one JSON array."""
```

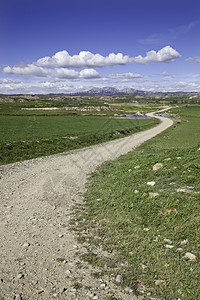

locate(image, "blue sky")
[[1, 0, 200, 94]]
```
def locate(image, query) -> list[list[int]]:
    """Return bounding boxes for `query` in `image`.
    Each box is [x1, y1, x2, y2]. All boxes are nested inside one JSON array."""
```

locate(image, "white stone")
[[116, 274, 122, 283], [147, 181, 155, 186], [17, 273, 23, 279], [134, 165, 140, 169], [149, 192, 159, 198], [153, 163, 163, 171], [143, 228, 150, 232], [177, 188, 186, 192], [164, 238, 172, 244], [66, 270, 71, 275], [124, 287, 132, 293], [141, 263, 147, 270], [180, 239, 188, 245], [184, 252, 196, 261], [134, 190, 139, 194], [155, 280, 165, 285], [166, 244, 174, 249], [23, 242, 30, 247], [177, 248, 183, 252]]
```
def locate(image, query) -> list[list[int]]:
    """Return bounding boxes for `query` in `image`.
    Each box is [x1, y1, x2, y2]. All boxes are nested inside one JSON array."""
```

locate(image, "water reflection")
[[158, 113, 171, 117], [118, 114, 152, 119]]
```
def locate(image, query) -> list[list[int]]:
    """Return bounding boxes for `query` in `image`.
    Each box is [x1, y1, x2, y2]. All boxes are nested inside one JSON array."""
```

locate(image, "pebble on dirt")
[[23, 242, 30, 248], [115, 274, 122, 283], [124, 287, 132, 293]]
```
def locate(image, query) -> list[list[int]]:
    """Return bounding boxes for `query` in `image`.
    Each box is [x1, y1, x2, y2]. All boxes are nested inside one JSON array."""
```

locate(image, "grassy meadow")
[[0, 101, 157, 165], [73, 105, 200, 299]]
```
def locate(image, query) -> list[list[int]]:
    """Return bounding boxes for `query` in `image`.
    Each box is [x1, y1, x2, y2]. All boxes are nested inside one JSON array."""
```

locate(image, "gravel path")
[[0, 109, 173, 300]]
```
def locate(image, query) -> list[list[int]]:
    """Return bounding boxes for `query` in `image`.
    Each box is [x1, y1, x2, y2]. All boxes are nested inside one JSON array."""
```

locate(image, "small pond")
[[118, 114, 152, 119], [158, 113, 171, 117]]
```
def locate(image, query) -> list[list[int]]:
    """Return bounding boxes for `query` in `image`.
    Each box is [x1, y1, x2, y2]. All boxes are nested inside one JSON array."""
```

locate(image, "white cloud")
[[1, 76, 200, 94], [185, 56, 200, 63], [92, 77, 110, 82], [0, 78, 81, 94], [172, 81, 200, 91], [0, 78, 21, 84], [49, 68, 80, 79], [3, 65, 100, 79], [2, 47, 180, 83], [36, 50, 133, 68], [133, 46, 181, 64], [79, 68, 100, 78], [106, 72, 143, 79], [35, 48, 180, 68], [3, 65, 48, 77], [41, 81, 73, 89]]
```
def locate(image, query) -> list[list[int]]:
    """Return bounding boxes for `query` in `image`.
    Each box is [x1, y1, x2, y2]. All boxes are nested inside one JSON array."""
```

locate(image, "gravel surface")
[[0, 109, 173, 300]]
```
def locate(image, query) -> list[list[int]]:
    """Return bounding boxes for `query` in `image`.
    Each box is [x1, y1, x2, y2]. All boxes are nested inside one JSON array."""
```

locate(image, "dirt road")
[[0, 109, 173, 300]]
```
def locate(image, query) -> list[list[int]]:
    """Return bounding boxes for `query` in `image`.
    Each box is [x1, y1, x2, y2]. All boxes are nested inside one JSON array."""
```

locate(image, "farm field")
[[0, 112, 157, 165], [75, 105, 200, 299]]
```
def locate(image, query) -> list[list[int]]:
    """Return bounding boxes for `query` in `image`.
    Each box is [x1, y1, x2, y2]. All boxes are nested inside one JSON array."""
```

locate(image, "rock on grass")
[[153, 163, 163, 171], [184, 253, 196, 261]]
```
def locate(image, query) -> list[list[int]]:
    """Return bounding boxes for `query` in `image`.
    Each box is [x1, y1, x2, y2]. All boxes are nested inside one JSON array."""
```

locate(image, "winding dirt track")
[[0, 109, 173, 300]]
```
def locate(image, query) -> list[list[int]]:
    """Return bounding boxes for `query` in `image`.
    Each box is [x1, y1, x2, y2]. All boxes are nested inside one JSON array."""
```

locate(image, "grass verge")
[[73, 105, 200, 299]]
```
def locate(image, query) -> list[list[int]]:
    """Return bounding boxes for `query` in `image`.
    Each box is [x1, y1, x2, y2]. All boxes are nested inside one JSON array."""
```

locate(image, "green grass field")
[[148, 105, 200, 149], [0, 114, 157, 165], [74, 105, 200, 299]]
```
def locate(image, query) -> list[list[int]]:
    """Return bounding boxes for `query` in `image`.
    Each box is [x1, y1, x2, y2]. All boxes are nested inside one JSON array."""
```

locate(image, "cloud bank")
[[133, 46, 181, 64], [36, 50, 133, 68], [106, 72, 143, 79], [2, 47, 181, 79], [3, 65, 100, 79]]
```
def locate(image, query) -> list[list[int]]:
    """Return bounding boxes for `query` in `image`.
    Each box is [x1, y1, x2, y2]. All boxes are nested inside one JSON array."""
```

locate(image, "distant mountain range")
[[73, 86, 148, 95]]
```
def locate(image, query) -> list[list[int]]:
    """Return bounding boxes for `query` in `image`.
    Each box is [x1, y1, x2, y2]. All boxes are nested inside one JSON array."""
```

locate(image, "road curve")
[[0, 108, 173, 300]]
